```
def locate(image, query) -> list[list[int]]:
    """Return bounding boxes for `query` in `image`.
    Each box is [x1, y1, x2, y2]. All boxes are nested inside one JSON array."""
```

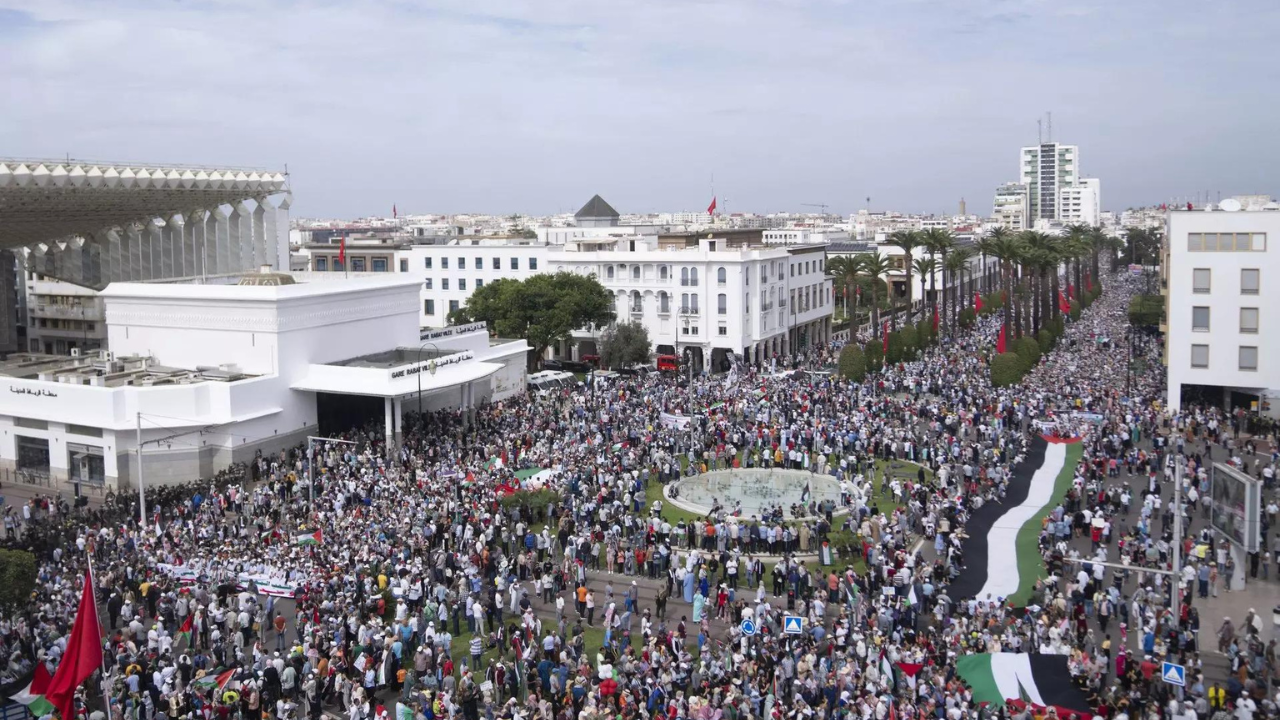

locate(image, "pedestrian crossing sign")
[[1161, 662, 1185, 686], [783, 615, 804, 634]]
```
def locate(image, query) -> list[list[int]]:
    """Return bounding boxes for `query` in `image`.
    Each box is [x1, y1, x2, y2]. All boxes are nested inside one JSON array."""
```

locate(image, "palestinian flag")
[[949, 435, 1082, 606], [193, 668, 238, 694], [176, 614, 193, 646], [954, 653, 1091, 716], [896, 662, 924, 690], [8, 663, 56, 717], [294, 529, 322, 546], [513, 467, 548, 481]]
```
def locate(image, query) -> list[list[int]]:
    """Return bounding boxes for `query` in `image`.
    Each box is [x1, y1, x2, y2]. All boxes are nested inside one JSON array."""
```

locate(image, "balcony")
[[678, 306, 700, 317], [31, 303, 103, 321]]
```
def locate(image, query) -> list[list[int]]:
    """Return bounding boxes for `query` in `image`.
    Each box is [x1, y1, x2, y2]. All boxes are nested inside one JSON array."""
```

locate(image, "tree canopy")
[[599, 321, 652, 368], [453, 272, 616, 359], [0, 549, 37, 611]]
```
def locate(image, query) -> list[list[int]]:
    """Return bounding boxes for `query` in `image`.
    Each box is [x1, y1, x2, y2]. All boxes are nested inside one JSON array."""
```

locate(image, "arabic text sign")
[[388, 351, 475, 380], [10, 385, 58, 398]]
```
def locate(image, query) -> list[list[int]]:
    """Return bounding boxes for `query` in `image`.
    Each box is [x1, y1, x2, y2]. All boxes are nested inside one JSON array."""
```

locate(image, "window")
[[529, 258, 538, 270], [459, 279, 466, 291], [424, 299, 435, 315], [1188, 232, 1268, 252], [511, 257, 519, 271], [660, 266, 669, 281], [630, 265, 640, 280], [449, 300, 459, 313], [315, 257, 327, 272], [425, 257, 433, 269], [761, 266, 768, 283], [457, 257, 465, 269], [690, 268, 699, 286], [718, 325, 728, 336], [691, 294, 700, 313], [441, 258, 449, 269], [717, 267, 727, 285], [425, 278, 433, 289], [1239, 346, 1258, 371], [1191, 344, 1208, 368], [492, 257, 500, 270], [682, 325, 699, 336], [606, 266, 615, 279], [1192, 306, 1210, 331], [681, 268, 689, 286], [1241, 308, 1259, 334], [631, 291, 642, 313], [1192, 269, 1210, 293], [718, 293, 727, 315], [476, 279, 484, 288], [351, 257, 366, 272], [442, 279, 449, 290], [1241, 269, 1259, 295], [399, 259, 408, 272], [659, 292, 670, 313], [372, 258, 388, 272]]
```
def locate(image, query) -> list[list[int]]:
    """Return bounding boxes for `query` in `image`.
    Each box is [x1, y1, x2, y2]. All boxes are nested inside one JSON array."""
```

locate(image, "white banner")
[[659, 412, 691, 429]]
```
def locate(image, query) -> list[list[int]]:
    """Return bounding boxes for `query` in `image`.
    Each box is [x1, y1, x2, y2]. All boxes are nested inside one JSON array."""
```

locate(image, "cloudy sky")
[[2, 0, 1276, 218]]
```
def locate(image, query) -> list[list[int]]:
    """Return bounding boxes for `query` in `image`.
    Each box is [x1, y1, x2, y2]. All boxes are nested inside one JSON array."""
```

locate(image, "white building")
[[762, 228, 851, 245], [0, 271, 528, 490], [1059, 178, 1101, 226], [1020, 143, 1080, 222], [993, 183, 1030, 231], [1164, 206, 1280, 415]]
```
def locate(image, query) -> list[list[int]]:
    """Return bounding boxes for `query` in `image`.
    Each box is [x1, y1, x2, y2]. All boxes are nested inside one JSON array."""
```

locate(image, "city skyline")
[[3, 0, 1276, 218]]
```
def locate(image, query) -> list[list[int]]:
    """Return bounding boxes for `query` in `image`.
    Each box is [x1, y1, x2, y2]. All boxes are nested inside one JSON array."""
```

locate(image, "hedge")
[[1129, 294, 1162, 327], [959, 307, 976, 328], [898, 325, 918, 360], [885, 331, 905, 364], [864, 341, 884, 373], [916, 319, 935, 348], [1014, 335, 1041, 370], [1037, 328, 1056, 353], [838, 345, 866, 381], [991, 352, 1026, 387], [1069, 300, 1081, 321]]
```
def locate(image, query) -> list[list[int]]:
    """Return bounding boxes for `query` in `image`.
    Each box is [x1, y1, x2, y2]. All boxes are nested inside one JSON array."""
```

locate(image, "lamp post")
[[416, 341, 441, 418], [307, 436, 357, 507], [679, 307, 697, 437]]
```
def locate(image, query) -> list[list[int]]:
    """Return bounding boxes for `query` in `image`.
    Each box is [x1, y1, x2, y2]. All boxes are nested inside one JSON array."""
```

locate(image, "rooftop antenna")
[[1047, 111, 1052, 143], [1037, 119, 1043, 145]]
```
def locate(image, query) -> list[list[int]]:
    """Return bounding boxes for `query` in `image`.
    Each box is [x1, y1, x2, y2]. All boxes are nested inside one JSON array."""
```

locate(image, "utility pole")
[[1171, 458, 1185, 624], [136, 412, 146, 528]]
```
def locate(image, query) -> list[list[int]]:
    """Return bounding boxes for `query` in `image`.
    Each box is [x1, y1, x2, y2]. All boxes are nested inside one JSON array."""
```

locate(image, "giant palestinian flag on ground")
[[949, 435, 1082, 606], [955, 653, 1092, 717]]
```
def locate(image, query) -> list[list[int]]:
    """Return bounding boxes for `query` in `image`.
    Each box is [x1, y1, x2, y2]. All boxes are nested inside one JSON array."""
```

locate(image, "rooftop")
[[0, 351, 253, 387], [575, 194, 620, 219], [330, 346, 460, 369]]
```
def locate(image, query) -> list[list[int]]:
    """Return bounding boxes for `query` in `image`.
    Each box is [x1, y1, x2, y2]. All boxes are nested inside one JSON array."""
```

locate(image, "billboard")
[[1210, 463, 1262, 552]]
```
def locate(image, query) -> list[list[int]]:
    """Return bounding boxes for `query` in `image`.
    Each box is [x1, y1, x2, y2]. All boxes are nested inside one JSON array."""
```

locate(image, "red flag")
[[337, 236, 346, 265], [882, 322, 889, 353], [932, 306, 939, 333], [707, 196, 717, 216], [1067, 283, 1075, 299], [45, 570, 103, 720], [996, 325, 1007, 354], [1058, 291, 1070, 314], [1085, 274, 1092, 292], [974, 292, 983, 312]]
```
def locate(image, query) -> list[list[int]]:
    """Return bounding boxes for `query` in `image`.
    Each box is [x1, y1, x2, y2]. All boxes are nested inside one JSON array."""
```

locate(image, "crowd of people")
[[3, 272, 1278, 720]]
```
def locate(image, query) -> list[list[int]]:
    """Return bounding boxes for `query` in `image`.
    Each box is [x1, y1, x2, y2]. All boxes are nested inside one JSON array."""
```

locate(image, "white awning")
[[291, 359, 502, 398]]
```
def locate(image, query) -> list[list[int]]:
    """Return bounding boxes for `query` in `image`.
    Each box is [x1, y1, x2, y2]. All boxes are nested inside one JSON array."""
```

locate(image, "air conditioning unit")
[[70, 348, 80, 357]]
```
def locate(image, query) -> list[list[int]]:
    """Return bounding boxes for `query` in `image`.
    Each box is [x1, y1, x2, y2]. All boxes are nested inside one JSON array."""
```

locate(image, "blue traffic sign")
[[740, 619, 757, 636], [783, 615, 804, 634], [1161, 662, 1185, 687]]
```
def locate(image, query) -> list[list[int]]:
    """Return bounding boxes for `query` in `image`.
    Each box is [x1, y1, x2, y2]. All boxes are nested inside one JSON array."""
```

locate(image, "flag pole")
[[85, 549, 113, 717]]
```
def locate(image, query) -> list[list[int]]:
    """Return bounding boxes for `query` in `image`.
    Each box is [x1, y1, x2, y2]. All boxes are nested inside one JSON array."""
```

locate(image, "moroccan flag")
[[44, 570, 103, 720], [707, 196, 717, 216], [1067, 283, 1075, 299], [954, 653, 1091, 714], [9, 663, 56, 718], [996, 325, 1007, 354], [882, 322, 889, 353], [176, 614, 193, 646], [294, 529, 322, 546], [338, 236, 346, 264], [896, 662, 925, 690], [1058, 291, 1070, 314], [1085, 274, 1092, 292], [974, 292, 983, 312], [932, 306, 939, 333]]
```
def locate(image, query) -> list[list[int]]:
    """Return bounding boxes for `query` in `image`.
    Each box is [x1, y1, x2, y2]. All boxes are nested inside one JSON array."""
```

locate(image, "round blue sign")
[[740, 619, 757, 636]]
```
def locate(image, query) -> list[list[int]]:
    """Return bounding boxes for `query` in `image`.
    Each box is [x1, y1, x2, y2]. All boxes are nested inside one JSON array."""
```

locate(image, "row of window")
[[1190, 306, 1259, 333], [423, 299, 460, 316], [424, 278, 491, 291], [1191, 268, 1260, 294], [423, 256, 538, 271], [1189, 344, 1257, 371], [1187, 232, 1267, 253], [314, 257, 390, 272]]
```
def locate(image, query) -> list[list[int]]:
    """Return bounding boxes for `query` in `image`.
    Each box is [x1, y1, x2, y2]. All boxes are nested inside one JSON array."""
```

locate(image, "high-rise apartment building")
[[1019, 143, 1079, 222]]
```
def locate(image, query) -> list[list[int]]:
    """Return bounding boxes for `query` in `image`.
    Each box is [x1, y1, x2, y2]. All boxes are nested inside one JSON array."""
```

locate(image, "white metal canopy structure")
[[0, 159, 291, 289]]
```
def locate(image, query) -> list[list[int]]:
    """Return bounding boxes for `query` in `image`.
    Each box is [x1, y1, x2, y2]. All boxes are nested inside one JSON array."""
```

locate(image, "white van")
[[527, 370, 576, 394]]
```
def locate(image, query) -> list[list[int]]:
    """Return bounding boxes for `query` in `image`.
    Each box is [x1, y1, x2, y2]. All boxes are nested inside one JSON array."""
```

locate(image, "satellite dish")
[[1220, 198, 1242, 212]]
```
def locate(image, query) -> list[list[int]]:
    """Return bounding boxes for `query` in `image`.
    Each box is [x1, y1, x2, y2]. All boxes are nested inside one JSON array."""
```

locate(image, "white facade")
[[1059, 179, 1101, 226], [1020, 143, 1080, 223], [1164, 209, 1280, 415], [0, 275, 528, 490], [762, 229, 851, 245], [993, 182, 1031, 231]]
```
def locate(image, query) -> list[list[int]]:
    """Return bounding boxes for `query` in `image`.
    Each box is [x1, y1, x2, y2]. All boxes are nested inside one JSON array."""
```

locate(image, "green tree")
[[0, 549, 37, 611], [454, 272, 616, 364], [987, 231, 1024, 343], [864, 340, 884, 373], [990, 353, 1025, 387], [921, 228, 955, 333], [837, 344, 867, 381], [857, 254, 892, 330], [599, 321, 652, 368], [943, 247, 975, 329], [886, 230, 923, 329]]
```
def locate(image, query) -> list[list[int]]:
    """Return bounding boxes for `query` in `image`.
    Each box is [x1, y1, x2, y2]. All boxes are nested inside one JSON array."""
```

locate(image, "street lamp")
[[306, 436, 357, 507], [417, 341, 441, 418], [679, 307, 697, 431]]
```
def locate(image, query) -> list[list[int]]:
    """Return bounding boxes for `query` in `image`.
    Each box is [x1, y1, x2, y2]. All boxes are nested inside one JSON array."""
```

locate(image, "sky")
[[2, 0, 1277, 219]]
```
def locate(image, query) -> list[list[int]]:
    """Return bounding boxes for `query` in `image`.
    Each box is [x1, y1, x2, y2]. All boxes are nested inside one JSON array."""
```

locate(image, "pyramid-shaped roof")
[[574, 194, 620, 219]]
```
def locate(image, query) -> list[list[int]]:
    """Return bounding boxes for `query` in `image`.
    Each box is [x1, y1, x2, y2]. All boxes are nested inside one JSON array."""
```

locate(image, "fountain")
[[665, 468, 846, 520]]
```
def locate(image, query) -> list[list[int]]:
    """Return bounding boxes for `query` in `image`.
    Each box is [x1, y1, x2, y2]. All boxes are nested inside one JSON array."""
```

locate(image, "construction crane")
[[801, 203, 830, 214]]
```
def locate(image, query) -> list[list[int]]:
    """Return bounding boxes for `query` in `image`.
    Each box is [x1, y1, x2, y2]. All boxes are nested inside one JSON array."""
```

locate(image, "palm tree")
[[886, 229, 922, 329], [858, 253, 891, 331], [987, 232, 1024, 345], [978, 227, 1009, 294], [944, 248, 975, 328], [827, 255, 863, 320], [1020, 232, 1056, 333], [1064, 224, 1092, 301], [922, 228, 956, 334], [912, 255, 937, 322]]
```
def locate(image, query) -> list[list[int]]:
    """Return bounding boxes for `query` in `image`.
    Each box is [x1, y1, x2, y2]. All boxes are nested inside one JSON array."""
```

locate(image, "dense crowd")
[[2, 273, 1278, 720]]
